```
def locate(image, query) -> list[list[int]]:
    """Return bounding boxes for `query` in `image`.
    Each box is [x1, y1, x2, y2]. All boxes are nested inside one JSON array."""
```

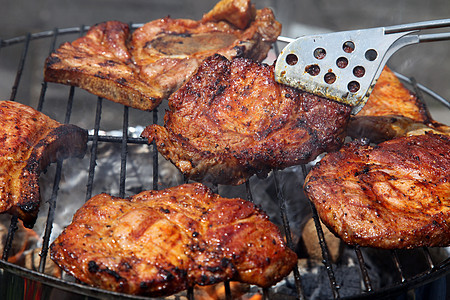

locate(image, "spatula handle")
[[385, 18, 450, 34]]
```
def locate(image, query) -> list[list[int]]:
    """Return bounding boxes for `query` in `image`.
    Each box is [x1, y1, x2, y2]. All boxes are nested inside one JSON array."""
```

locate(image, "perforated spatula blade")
[[274, 19, 450, 114]]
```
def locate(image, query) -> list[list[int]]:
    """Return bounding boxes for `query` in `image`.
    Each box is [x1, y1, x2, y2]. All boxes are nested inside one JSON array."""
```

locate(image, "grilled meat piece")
[[142, 54, 352, 185], [304, 132, 450, 249], [0, 101, 87, 227], [349, 67, 449, 142], [45, 21, 159, 111], [50, 183, 297, 297], [44, 0, 281, 111], [358, 67, 430, 121]]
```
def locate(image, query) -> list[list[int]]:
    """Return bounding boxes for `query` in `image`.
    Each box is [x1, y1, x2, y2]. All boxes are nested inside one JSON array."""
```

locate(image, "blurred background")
[[1, 0, 449, 122]]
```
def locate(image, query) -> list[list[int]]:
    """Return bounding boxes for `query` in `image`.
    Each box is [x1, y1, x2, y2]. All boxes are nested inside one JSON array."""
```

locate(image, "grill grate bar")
[[273, 171, 306, 300], [37, 28, 77, 275], [152, 108, 159, 190], [119, 106, 129, 198], [307, 200, 340, 298], [1, 216, 19, 261], [355, 246, 373, 292], [85, 97, 103, 202], [422, 247, 435, 269], [224, 281, 232, 300], [187, 287, 194, 300], [38, 160, 63, 273], [88, 135, 148, 144], [300, 165, 340, 299], [64, 87, 75, 124], [37, 28, 59, 112], [263, 287, 270, 299], [9, 33, 31, 101], [0, 26, 89, 47], [391, 250, 406, 282]]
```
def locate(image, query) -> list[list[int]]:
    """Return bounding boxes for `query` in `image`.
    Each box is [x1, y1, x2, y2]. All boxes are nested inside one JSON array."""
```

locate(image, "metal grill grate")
[[0, 25, 449, 300]]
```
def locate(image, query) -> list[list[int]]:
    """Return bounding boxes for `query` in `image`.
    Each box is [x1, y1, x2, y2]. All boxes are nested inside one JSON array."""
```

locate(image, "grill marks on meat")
[[0, 101, 87, 227], [304, 133, 450, 249], [50, 183, 297, 297], [349, 67, 449, 143], [44, 0, 281, 111], [142, 54, 352, 185], [45, 22, 161, 111]]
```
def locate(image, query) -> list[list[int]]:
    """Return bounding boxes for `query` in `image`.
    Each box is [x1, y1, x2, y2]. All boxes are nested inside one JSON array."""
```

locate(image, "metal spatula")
[[274, 19, 450, 114]]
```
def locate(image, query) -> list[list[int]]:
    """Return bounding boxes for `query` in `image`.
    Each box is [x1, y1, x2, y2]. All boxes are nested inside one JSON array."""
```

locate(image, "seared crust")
[[142, 54, 352, 185], [50, 183, 297, 297], [44, 0, 281, 111], [304, 132, 450, 249], [0, 101, 87, 227]]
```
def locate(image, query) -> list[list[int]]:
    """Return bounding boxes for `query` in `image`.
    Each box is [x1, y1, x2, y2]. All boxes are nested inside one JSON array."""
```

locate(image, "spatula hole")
[[286, 54, 298, 65], [305, 64, 320, 76], [324, 72, 336, 84], [343, 41, 355, 53], [314, 48, 326, 60], [348, 81, 360, 93], [353, 66, 365, 77], [365, 49, 378, 61], [336, 57, 348, 68]]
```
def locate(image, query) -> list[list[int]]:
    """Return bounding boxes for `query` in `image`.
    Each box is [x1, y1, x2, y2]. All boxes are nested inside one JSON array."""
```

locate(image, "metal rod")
[[2, 216, 19, 261], [37, 28, 59, 111], [87, 135, 147, 144], [152, 107, 159, 190], [308, 200, 341, 298], [391, 250, 406, 283], [38, 160, 63, 273], [187, 287, 194, 300], [38, 69, 76, 273], [85, 97, 103, 201], [418, 32, 450, 43], [422, 247, 435, 270], [277, 36, 295, 44], [385, 18, 450, 34], [354, 246, 373, 292], [224, 280, 232, 300], [64, 87, 75, 124], [119, 106, 129, 198], [10, 33, 30, 101], [300, 165, 340, 299], [273, 171, 306, 300], [408, 76, 431, 122], [1, 26, 89, 47]]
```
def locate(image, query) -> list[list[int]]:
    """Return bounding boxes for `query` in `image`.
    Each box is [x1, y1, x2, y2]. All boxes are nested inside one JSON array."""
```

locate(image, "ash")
[[29, 128, 449, 299]]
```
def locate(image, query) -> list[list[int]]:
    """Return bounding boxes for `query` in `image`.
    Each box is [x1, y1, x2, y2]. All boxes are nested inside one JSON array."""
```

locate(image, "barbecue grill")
[[0, 23, 449, 300]]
